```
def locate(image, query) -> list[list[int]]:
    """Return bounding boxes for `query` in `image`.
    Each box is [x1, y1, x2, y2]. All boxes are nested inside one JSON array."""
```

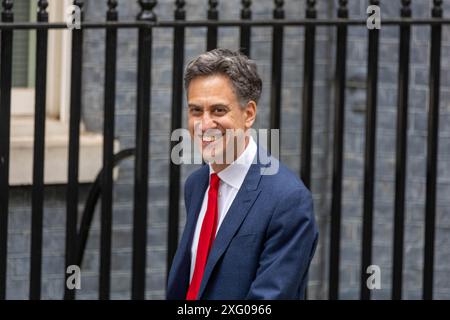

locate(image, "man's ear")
[[244, 100, 257, 129]]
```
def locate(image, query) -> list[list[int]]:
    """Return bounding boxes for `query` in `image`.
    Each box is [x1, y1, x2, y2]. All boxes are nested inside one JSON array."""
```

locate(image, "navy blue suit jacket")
[[167, 153, 318, 300]]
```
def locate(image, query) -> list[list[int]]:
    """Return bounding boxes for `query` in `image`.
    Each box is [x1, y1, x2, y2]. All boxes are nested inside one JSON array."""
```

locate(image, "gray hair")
[[184, 48, 262, 107]]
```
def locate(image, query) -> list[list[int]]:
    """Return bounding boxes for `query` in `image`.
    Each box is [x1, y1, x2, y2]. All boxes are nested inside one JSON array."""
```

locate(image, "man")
[[167, 48, 318, 300]]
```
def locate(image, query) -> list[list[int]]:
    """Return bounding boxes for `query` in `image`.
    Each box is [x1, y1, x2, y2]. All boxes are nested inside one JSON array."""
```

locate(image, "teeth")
[[202, 136, 215, 142]]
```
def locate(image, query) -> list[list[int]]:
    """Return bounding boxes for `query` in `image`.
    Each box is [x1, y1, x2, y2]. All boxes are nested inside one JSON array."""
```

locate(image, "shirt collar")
[[209, 136, 257, 189]]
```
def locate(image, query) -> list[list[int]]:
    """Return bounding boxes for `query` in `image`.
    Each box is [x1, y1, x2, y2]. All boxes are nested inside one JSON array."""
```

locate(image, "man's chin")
[[197, 141, 227, 164], [201, 151, 226, 165]]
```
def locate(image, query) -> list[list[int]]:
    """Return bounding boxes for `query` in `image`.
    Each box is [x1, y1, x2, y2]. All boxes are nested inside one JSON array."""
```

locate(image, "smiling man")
[[167, 48, 318, 300]]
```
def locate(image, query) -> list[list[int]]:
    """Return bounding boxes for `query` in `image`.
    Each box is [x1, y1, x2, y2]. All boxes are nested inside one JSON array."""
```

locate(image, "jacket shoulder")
[[260, 159, 310, 196]]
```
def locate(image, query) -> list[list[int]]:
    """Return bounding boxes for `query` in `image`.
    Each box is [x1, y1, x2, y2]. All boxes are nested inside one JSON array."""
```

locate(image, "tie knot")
[[210, 173, 220, 190]]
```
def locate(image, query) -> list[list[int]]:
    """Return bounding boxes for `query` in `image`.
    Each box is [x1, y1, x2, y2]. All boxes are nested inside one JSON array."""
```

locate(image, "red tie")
[[186, 173, 220, 300]]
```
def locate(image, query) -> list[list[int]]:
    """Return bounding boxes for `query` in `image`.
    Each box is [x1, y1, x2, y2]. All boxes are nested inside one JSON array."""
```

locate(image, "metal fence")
[[0, 0, 448, 300]]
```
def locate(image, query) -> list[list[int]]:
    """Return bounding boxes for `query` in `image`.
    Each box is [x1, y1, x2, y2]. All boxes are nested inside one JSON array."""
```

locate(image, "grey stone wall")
[[6, 0, 450, 300]]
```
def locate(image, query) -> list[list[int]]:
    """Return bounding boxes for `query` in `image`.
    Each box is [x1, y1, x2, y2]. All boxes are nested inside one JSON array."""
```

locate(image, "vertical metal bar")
[[167, 0, 185, 282], [300, 0, 316, 188], [392, 0, 411, 301], [207, 0, 218, 51], [269, 0, 284, 134], [361, 0, 380, 301], [329, 0, 347, 301], [423, 0, 442, 301], [132, 0, 156, 300], [0, 0, 14, 300], [64, 0, 84, 301], [30, 0, 49, 300], [99, 0, 118, 300], [239, 0, 251, 57], [76, 148, 135, 270]]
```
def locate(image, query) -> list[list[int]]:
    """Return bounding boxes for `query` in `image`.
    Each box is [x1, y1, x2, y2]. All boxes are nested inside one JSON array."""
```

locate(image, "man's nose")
[[201, 112, 216, 131]]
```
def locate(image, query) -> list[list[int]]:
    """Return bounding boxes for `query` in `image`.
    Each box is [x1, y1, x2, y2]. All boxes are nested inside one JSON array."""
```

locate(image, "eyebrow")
[[188, 103, 230, 109], [211, 104, 229, 108]]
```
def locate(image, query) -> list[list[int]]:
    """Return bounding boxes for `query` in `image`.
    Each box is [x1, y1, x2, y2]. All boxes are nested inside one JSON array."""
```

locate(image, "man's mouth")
[[199, 134, 224, 143], [201, 135, 216, 142]]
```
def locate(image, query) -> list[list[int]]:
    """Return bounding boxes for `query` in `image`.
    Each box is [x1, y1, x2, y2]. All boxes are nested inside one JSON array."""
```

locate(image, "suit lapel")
[[180, 166, 210, 258], [197, 162, 263, 299], [167, 165, 209, 298]]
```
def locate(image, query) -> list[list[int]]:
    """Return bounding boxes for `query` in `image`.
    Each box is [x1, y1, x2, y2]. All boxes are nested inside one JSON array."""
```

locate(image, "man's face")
[[187, 74, 256, 166]]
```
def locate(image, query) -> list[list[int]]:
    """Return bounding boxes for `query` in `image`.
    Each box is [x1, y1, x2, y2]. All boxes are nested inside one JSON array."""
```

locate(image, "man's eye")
[[214, 107, 226, 114], [190, 108, 202, 115]]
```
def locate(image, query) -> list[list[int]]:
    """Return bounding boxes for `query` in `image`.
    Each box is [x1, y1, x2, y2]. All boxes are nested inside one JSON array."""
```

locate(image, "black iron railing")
[[0, 0, 447, 300]]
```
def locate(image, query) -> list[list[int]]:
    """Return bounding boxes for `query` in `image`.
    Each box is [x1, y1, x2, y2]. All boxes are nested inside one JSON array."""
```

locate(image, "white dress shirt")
[[189, 136, 257, 281]]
